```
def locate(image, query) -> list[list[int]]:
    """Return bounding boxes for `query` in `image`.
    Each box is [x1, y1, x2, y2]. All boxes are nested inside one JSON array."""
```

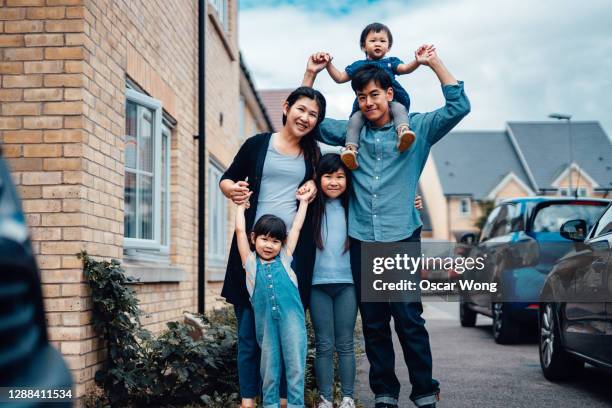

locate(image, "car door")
[[564, 205, 612, 360]]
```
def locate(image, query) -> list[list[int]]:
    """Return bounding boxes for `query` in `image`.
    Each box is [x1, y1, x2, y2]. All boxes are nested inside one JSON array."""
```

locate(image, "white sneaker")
[[316, 396, 333, 408], [339, 397, 355, 408]]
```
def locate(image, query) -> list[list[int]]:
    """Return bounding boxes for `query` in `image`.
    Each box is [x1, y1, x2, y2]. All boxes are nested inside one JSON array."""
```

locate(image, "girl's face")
[[283, 97, 320, 138], [362, 30, 390, 60], [251, 233, 282, 261], [320, 168, 347, 199]]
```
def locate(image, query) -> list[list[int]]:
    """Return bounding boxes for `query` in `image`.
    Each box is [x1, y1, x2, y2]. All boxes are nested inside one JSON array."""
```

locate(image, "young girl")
[[235, 190, 311, 408], [324, 22, 433, 170], [309, 154, 357, 408]]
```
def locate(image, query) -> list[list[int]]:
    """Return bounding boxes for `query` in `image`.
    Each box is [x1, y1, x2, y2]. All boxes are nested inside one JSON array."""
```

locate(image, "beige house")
[[420, 122, 612, 240], [0, 0, 271, 401]]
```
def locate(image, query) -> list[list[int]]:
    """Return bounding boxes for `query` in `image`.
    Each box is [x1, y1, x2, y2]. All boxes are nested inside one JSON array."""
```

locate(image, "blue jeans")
[[251, 257, 307, 408], [234, 305, 287, 399], [350, 228, 440, 407], [310, 283, 358, 401]]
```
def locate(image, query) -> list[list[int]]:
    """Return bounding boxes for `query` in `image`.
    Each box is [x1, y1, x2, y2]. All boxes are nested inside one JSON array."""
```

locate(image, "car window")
[[532, 202, 607, 233], [479, 206, 501, 243], [592, 205, 612, 238]]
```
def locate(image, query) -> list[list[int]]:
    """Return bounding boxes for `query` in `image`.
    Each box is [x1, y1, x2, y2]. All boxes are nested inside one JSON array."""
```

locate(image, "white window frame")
[[459, 197, 471, 216], [207, 158, 228, 267], [124, 88, 169, 253], [209, 0, 228, 31]]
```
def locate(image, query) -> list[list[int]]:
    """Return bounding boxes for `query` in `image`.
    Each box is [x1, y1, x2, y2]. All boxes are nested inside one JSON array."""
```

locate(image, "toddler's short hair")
[[360, 22, 393, 49], [252, 215, 287, 243]]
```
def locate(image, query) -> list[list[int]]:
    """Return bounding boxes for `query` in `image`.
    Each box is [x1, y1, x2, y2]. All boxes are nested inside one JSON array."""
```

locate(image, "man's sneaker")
[[341, 148, 359, 170], [396, 124, 416, 152], [316, 396, 333, 408], [339, 396, 355, 408]]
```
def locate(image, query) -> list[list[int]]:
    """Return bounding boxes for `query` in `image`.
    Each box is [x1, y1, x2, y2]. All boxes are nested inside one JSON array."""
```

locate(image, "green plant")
[[475, 200, 496, 232]]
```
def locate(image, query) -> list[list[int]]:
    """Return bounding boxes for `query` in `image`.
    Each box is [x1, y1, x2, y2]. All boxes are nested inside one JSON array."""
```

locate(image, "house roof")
[[507, 121, 612, 191], [259, 89, 293, 132], [430, 131, 532, 200]]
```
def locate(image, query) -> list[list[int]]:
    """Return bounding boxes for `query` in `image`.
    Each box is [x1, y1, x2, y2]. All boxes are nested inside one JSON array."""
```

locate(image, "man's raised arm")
[[416, 49, 470, 146]]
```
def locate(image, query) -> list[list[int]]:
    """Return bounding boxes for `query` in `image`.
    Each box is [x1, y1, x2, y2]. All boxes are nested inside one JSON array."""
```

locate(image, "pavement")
[[354, 299, 612, 408]]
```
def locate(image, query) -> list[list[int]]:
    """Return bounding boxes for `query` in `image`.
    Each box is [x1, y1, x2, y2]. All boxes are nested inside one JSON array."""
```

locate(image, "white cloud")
[[239, 0, 612, 136]]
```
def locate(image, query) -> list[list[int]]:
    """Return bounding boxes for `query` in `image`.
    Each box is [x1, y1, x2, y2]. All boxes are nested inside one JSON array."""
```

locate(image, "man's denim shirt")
[[316, 81, 470, 242]]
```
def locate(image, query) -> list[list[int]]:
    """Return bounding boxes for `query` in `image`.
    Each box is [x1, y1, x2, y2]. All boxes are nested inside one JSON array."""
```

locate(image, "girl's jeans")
[[309, 283, 358, 401], [252, 258, 307, 408]]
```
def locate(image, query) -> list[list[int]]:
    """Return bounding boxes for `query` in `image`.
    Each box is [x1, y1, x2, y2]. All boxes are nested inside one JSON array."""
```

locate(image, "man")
[[302, 48, 470, 408]]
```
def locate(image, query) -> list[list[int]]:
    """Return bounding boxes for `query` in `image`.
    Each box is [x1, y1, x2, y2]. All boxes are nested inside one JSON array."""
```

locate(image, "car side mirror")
[[459, 232, 477, 246], [560, 219, 587, 242]]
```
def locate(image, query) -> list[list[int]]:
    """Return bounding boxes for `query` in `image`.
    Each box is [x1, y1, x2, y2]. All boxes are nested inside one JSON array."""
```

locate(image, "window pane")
[[124, 171, 137, 238], [125, 101, 137, 169], [139, 108, 154, 173], [161, 132, 168, 246], [139, 174, 154, 239]]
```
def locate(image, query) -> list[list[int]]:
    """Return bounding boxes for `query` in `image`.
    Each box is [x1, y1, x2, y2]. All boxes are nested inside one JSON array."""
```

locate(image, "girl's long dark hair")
[[312, 154, 351, 252], [282, 86, 326, 171]]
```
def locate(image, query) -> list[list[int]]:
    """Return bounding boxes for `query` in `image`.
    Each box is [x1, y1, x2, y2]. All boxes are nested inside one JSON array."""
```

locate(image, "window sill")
[[123, 259, 187, 283]]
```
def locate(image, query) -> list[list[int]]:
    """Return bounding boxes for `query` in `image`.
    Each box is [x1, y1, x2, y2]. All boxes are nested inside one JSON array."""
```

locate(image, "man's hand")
[[415, 44, 436, 66], [297, 179, 317, 203], [414, 195, 423, 210], [229, 180, 251, 205]]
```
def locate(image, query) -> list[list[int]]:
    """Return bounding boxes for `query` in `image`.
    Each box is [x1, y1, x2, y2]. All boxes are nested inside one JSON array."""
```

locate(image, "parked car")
[[458, 197, 609, 344], [538, 202, 612, 380], [0, 153, 73, 406]]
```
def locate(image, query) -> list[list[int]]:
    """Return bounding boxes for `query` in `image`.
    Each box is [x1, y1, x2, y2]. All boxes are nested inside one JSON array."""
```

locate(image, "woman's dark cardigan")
[[219, 133, 316, 308]]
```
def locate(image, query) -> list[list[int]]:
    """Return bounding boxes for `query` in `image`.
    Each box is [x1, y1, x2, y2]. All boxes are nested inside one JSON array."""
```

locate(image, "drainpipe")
[[197, 0, 206, 314]]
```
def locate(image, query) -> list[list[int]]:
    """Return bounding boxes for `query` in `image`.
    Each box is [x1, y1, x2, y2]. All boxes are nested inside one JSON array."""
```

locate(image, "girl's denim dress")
[[245, 249, 307, 408]]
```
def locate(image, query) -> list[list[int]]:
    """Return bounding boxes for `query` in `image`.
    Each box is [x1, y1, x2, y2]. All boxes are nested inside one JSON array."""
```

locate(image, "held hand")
[[307, 52, 329, 74], [415, 44, 437, 66], [230, 180, 251, 205], [298, 180, 317, 203], [237, 191, 253, 209], [414, 195, 423, 211]]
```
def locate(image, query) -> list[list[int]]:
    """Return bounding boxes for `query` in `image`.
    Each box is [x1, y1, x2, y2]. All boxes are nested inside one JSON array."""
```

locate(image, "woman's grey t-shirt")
[[254, 138, 306, 229], [313, 199, 353, 285]]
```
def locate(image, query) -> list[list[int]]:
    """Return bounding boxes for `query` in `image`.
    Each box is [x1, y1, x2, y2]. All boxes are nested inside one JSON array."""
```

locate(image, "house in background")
[[420, 121, 612, 240], [0, 0, 271, 402], [260, 88, 293, 132]]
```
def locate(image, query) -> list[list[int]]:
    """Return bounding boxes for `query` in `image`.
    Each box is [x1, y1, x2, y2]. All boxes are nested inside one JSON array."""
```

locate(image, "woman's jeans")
[[309, 283, 358, 401], [234, 305, 287, 400]]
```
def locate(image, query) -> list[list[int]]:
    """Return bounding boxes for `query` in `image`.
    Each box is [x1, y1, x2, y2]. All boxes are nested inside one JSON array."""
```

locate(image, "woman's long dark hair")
[[312, 154, 351, 252], [282, 86, 326, 171]]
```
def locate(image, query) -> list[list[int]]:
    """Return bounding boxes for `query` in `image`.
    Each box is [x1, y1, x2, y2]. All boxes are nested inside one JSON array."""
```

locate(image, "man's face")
[[356, 80, 394, 126]]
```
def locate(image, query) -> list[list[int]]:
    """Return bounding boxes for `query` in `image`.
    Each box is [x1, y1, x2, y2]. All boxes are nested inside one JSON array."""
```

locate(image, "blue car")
[[458, 197, 609, 344]]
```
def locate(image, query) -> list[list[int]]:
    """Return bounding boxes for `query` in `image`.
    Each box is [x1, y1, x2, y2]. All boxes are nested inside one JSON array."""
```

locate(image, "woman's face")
[[320, 168, 347, 199], [283, 97, 320, 138]]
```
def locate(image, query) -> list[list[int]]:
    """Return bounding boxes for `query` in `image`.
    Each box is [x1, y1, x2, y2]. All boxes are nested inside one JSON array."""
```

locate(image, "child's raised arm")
[[235, 199, 252, 266], [325, 54, 350, 84], [396, 44, 435, 75], [285, 192, 310, 256]]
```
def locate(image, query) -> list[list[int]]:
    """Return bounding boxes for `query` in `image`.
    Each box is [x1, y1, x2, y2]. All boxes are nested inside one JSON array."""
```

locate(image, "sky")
[[238, 0, 612, 137]]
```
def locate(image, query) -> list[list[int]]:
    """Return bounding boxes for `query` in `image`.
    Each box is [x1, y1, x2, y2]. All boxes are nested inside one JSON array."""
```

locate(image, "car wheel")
[[539, 303, 584, 381], [492, 302, 520, 344], [460, 301, 477, 327]]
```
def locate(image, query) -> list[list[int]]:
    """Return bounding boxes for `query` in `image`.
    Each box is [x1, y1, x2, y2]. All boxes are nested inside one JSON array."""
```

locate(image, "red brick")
[[26, 7, 66, 20], [65, 6, 84, 19], [0, 61, 23, 74], [0, 8, 26, 21], [45, 19, 83, 33], [0, 89, 23, 101], [3, 130, 43, 143], [0, 34, 24, 47], [24, 33, 64, 47], [47, 0, 83, 5], [1, 145, 21, 157], [6, 0, 45, 5], [24, 88, 63, 101], [23, 116, 63, 129], [3, 47, 43, 61], [45, 46, 83, 60], [3, 74, 43, 88], [44, 101, 81, 115], [4, 20, 44, 33], [23, 144, 62, 157], [2, 102, 41, 115], [24, 60, 64, 74], [0, 117, 21, 129]]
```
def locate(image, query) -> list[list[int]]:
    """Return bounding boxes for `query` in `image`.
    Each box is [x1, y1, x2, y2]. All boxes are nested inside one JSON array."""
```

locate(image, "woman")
[[219, 86, 326, 408]]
